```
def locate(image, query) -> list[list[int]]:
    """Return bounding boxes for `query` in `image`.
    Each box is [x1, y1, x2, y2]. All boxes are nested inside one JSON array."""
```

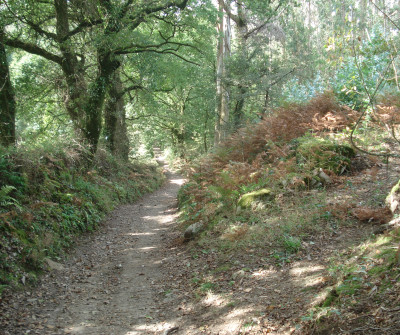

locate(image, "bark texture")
[[0, 32, 16, 147], [104, 70, 130, 160], [214, 0, 231, 145]]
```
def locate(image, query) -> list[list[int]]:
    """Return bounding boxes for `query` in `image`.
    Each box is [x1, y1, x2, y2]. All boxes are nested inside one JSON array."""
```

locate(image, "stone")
[[312, 168, 332, 184], [386, 179, 400, 214], [184, 221, 204, 240], [232, 270, 246, 280], [44, 258, 65, 271], [237, 189, 274, 211]]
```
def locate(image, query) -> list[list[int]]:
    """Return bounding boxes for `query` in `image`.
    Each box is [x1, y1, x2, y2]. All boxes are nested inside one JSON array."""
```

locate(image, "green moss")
[[296, 137, 355, 174], [321, 289, 339, 307], [237, 188, 274, 209], [386, 179, 400, 212]]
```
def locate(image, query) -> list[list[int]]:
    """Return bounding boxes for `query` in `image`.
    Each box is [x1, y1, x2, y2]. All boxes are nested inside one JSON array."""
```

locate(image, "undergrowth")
[[177, 91, 400, 333], [0, 142, 164, 294], [301, 229, 400, 334], [178, 92, 360, 239]]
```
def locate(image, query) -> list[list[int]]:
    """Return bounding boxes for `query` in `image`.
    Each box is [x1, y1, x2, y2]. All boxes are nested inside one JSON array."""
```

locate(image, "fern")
[[0, 185, 22, 211]]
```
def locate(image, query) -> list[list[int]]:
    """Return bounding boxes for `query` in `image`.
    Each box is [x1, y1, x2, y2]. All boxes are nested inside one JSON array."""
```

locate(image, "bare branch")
[[243, 1, 286, 39], [350, 39, 400, 158], [369, 0, 400, 30]]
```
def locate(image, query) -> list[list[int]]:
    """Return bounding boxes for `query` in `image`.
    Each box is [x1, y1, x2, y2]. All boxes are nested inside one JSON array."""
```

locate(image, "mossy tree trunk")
[[3, 0, 189, 157], [231, 2, 249, 129], [104, 69, 130, 160], [0, 30, 16, 147]]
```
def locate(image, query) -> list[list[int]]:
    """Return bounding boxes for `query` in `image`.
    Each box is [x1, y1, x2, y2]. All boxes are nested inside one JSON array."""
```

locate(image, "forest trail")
[[1, 161, 188, 335], [1, 160, 396, 335]]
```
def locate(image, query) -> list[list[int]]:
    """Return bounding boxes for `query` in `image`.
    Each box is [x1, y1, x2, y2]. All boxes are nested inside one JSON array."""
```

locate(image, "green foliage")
[[0, 143, 164, 292], [296, 136, 355, 174], [0, 146, 26, 192], [0, 185, 21, 211], [333, 27, 394, 110], [280, 234, 302, 254]]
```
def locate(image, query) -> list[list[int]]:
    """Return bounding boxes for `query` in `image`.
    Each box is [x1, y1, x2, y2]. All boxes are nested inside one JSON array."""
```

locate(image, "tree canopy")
[[0, 0, 399, 159]]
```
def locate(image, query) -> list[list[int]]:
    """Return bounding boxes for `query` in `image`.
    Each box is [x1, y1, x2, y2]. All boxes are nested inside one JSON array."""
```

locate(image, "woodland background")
[[1, 0, 399, 159], [1, 2, 400, 333]]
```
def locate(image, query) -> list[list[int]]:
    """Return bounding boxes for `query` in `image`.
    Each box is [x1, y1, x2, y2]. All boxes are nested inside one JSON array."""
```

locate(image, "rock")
[[184, 221, 204, 240], [44, 258, 65, 271], [313, 168, 332, 184], [386, 179, 400, 213], [232, 270, 246, 280], [318, 168, 332, 184], [237, 189, 274, 211]]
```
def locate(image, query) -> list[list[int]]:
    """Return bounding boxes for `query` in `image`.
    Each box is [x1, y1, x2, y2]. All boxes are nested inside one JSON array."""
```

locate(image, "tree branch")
[[220, 0, 240, 24], [128, 0, 189, 31], [243, 1, 285, 39], [3, 37, 63, 65], [3, 1, 58, 40], [370, 0, 400, 30], [118, 48, 200, 66], [62, 19, 103, 41]]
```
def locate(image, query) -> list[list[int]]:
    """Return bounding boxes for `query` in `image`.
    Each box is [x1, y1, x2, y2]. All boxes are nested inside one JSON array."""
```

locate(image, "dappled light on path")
[[170, 178, 186, 186], [126, 232, 156, 237], [16, 168, 187, 335], [2, 166, 376, 335]]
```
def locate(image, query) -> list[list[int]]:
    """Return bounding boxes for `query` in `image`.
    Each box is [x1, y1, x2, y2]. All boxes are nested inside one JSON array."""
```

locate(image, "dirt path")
[[1, 165, 186, 335], [1, 162, 397, 335]]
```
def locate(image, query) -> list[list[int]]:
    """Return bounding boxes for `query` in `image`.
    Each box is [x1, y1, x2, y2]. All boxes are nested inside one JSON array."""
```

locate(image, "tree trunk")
[[222, 0, 248, 131], [54, 0, 86, 126], [0, 31, 16, 147], [214, 0, 231, 145], [104, 69, 130, 160], [55, 0, 118, 156], [233, 1, 248, 129]]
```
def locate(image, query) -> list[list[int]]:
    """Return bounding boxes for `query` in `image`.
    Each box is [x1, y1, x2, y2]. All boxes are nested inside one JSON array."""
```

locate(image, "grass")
[[302, 229, 400, 332]]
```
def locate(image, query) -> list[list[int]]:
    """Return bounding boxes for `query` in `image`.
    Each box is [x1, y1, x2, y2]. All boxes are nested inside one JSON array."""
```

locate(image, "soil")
[[0, 159, 399, 335]]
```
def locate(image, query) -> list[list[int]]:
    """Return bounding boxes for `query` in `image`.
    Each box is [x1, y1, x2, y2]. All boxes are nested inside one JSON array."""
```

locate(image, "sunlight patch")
[[170, 178, 185, 185], [202, 291, 226, 307], [142, 215, 174, 224], [289, 264, 324, 276], [126, 232, 155, 236], [138, 246, 156, 251], [251, 269, 277, 278]]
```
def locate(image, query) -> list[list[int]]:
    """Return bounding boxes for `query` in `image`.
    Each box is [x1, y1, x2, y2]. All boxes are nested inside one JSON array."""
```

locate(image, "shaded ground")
[[0, 165, 186, 335], [1, 160, 399, 335]]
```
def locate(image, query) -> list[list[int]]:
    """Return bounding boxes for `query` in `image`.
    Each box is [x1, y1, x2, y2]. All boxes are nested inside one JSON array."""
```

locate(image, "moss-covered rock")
[[296, 138, 355, 175], [237, 189, 274, 210], [386, 179, 400, 214]]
